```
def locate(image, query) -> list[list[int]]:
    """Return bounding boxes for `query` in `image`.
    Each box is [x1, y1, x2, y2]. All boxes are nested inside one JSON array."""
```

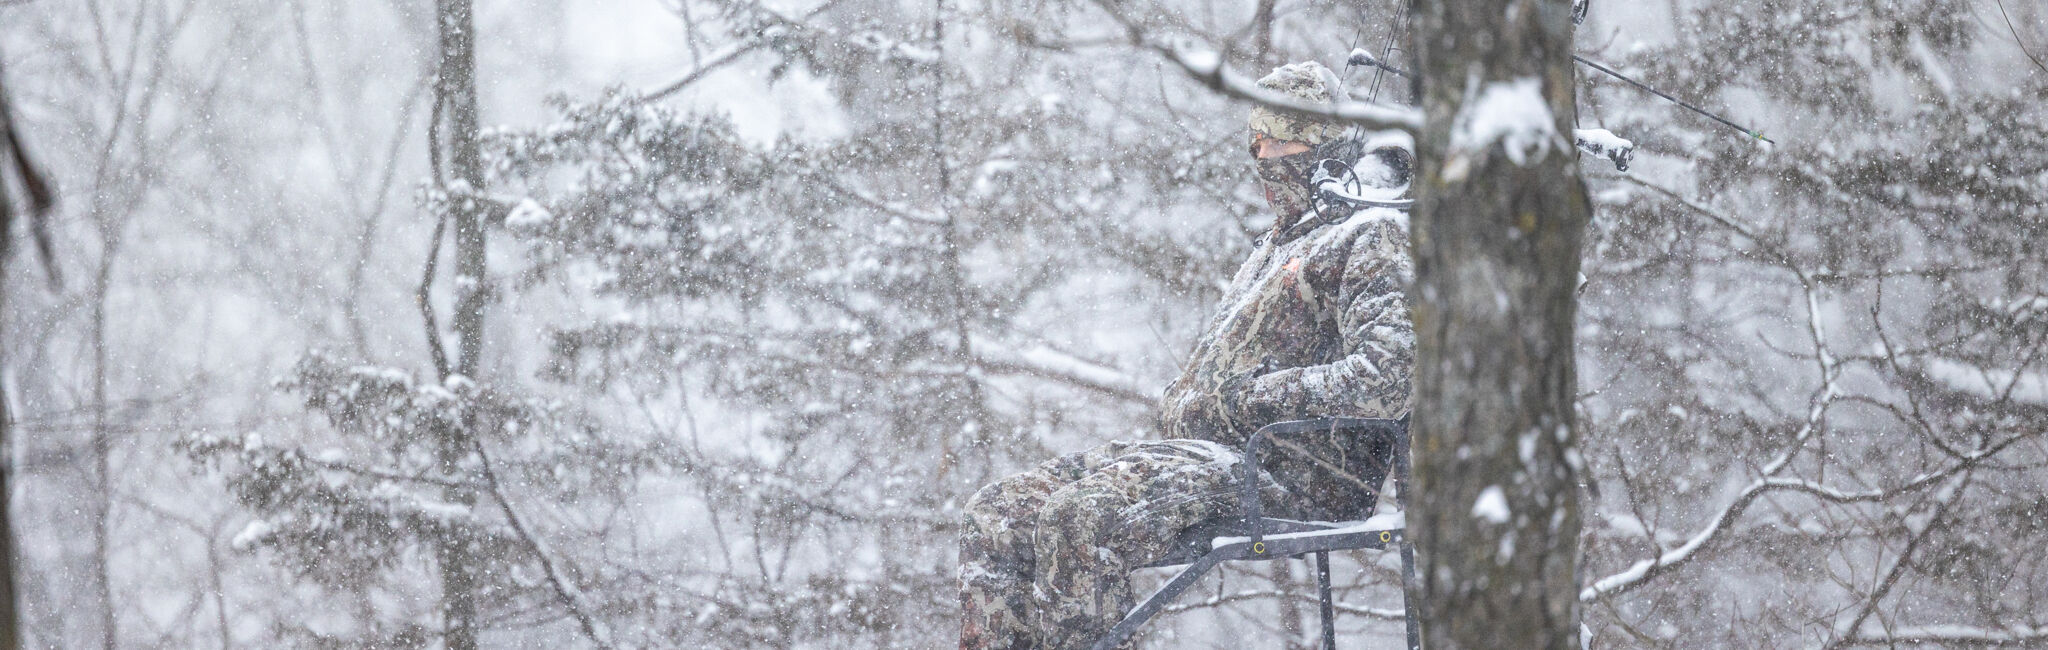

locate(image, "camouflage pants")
[[958, 439, 1283, 650]]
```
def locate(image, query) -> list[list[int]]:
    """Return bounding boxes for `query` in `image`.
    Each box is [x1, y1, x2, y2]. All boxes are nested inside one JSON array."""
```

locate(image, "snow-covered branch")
[[1582, 325, 1841, 601], [1080, 0, 1420, 132], [1841, 622, 2048, 647], [818, 176, 950, 225], [1581, 422, 2033, 604], [1156, 44, 1423, 132], [969, 337, 1153, 405]]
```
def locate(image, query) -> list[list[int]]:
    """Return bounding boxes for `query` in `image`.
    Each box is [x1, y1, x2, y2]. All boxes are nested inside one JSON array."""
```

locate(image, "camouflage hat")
[[1248, 61, 1347, 146]]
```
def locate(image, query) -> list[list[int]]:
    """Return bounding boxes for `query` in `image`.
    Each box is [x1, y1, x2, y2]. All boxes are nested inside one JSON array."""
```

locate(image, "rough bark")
[[0, 374, 11, 650], [0, 205, 14, 650], [439, 0, 486, 381], [432, 0, 485, 647], [0, 55, 50, 650], [1408, 0, 1590, 646]]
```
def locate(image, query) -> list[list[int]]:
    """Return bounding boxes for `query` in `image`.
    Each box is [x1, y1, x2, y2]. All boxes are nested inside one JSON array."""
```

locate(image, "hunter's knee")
[[1036, 486, 1123, 546]]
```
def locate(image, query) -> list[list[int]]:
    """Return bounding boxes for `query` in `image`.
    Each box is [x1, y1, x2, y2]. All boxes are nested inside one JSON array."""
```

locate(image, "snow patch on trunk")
[[1472, 485, 1511, 524], [1448, 76, 1563, 176]]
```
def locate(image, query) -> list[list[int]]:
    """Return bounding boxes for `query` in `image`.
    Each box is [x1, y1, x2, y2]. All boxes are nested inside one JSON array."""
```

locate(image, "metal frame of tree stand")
[[1088, 417, 1421, 650]]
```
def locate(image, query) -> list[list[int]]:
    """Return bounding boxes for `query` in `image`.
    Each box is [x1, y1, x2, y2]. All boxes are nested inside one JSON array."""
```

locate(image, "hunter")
[[959, 61, 1416, 650]]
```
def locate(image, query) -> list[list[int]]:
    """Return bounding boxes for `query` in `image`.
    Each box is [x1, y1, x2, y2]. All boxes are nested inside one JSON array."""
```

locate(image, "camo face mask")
[[1256, 151, 1319, 228]]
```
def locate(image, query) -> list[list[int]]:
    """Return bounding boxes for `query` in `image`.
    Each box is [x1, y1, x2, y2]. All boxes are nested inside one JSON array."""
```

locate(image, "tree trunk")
[[0, 372, 12, 650], [88, 218, 119, 650], [439, 0, 487, 381], [1408, 0, 1589, 645], [1251, 0, 1279, 66], [0, 56, 49, 650], [432, 0, 485, 647], [0, 207, 15, 650]]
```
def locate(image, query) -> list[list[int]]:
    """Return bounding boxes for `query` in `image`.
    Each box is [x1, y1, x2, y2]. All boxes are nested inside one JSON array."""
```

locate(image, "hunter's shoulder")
[[1310, 208, 1409, 262]]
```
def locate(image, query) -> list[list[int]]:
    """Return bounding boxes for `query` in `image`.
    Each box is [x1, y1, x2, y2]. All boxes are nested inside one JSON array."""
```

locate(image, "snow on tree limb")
[[1077, 0, 1419, 132], [1911, 356, 2048, 406], [1157, 43, 1423, 132], [1446, 77, 1564, 169], [1583, 250, 1845, 602], [1580, 404, 2042, 603], [968, 337, 1152, 405], [818, 176, 950, 225], [1843, 622, 2048, 646]]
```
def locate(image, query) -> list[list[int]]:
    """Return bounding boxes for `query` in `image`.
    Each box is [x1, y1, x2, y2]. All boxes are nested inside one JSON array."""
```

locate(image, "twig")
[[1819, 473, 1973, 650], [417, 211, 452, 379], [644, 41, 763, 101], [470, 438, 617, 649], [645, 0, 855, 100], [1083, 0, 1421, 132], [1992, 0, 2048, 75]]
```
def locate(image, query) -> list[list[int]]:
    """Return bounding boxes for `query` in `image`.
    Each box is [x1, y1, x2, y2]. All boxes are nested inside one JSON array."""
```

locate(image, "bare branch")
[[968, 337, 1152, 405], [1154, 43, 1422, 132], [1820, 474, 1973, 650], [417, 211, 452, 380], [1081, 0, 1421, 132], [645, 0, 857, 100], [470, 438, 617, 650]]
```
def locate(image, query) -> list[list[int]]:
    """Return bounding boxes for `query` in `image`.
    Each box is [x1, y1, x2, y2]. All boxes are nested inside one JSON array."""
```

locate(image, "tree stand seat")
[[1092, 418, 1421, 650]]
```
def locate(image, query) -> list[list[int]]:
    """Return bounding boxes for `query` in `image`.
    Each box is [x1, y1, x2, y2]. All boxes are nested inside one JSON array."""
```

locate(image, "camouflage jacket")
[[1157, 206, 1415, 518]]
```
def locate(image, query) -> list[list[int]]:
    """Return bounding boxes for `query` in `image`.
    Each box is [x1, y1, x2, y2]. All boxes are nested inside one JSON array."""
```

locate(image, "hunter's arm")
[[1233, 218, 1416, 421]]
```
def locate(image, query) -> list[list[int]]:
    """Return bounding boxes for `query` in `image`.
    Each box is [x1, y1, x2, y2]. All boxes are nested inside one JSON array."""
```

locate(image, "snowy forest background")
[[2, 0, 2045, 647]]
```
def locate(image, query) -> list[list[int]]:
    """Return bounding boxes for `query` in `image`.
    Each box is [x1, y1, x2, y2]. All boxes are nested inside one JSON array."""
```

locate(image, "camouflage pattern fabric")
[[1163, 59, 1415, 522], [1157, 205, 1416, 520], [1246, 62, 1348, 147], [957, 210, 1414, 649], [957, 59, 1416, 650], [1249, 62, 1350, 226], [959, 439, 1289, 650], [1254, 151, 1320, 231]]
